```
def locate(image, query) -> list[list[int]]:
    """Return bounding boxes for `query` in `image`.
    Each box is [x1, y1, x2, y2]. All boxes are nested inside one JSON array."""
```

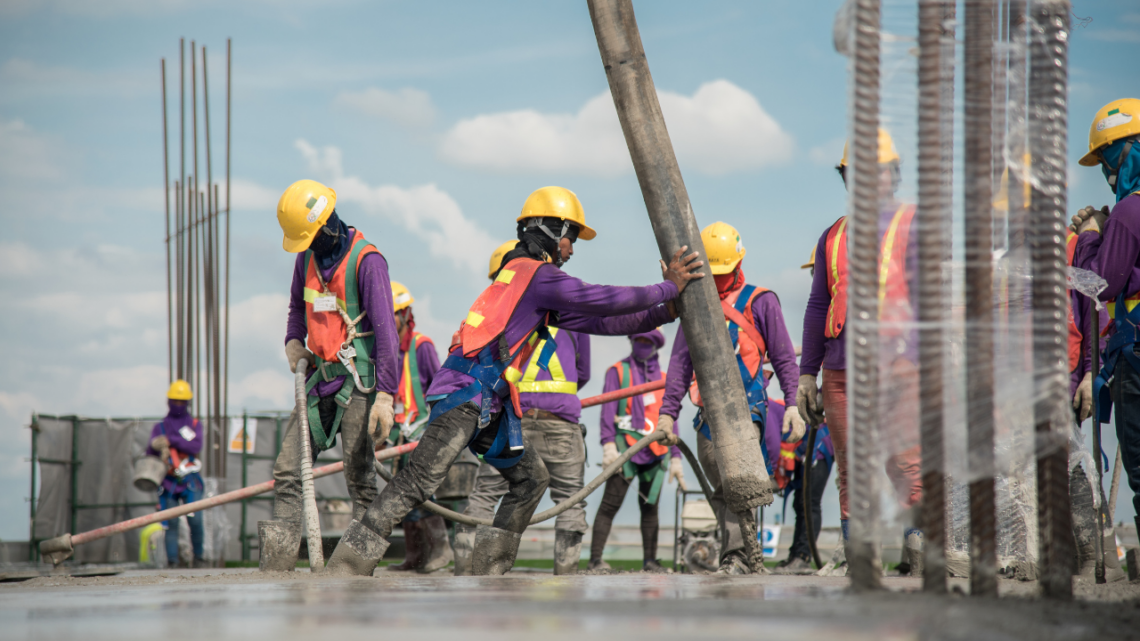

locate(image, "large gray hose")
[[375, 429, 714, 527]]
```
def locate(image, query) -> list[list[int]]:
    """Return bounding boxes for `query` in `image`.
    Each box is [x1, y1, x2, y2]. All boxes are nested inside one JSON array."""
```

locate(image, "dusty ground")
[[1, 567, 1137, 640]]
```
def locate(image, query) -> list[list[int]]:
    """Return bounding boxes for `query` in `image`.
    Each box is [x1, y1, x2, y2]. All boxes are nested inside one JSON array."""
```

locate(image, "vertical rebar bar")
[[917, 0, 951, 595], [225, 39, 231, 432], [162, 59, 172, 384], [178, 39, 185, 381], [1028, 0, 1073, 601], [847, 0, 883, 592], [215, 183, 224, 478], [965, 0, 999, 598], [192, 39, 199, 419]]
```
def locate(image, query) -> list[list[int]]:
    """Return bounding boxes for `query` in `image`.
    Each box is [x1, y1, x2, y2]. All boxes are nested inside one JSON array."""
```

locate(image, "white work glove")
[[602, 442, 619, 467], [797, 374, 825, 425], [285, 339, 316, 374], [656, 414, 675, 436], [1070, 205, 1109, 235], [369, 391, 395, 444], [668, 456, 688, 491], [783, 407, 806, 442], [1073, 372, 1094, 422], [150, 435, 169, 451]]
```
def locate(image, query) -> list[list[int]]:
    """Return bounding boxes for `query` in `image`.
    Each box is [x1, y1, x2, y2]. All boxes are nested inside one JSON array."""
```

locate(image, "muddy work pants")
[[697, 422, 762, 563], [359, 402, 551, 540], [272, 388, 378, 523]]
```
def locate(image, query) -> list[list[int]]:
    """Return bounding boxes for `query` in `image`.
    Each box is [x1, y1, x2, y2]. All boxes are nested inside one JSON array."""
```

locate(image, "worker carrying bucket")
[[323, 185, 704, 576], [259, 179, 401, 572], [142, 380, 206, 568], [659, 221, 804, 575]]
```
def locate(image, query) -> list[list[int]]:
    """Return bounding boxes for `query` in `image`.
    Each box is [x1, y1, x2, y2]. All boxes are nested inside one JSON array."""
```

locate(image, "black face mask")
[[310, 211, 351, 272]]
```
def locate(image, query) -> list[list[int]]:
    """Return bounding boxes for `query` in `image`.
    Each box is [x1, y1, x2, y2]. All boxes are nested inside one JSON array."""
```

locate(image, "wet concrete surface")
[[2, 568, 1138, 640]]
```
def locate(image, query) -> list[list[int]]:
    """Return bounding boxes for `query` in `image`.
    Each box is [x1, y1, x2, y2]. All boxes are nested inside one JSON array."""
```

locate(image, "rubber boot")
[[388, 520, 424, 571], [453, 524, 476, 576], [470, 525, 522, 576], [553, 529, 583, 576], [258, 520, 301, 572], [904, 529, 924, 577], [1103, 527, 1127, 583], [1070, 467, 1099, 577], [419, 515, 455, 573], [326, 520, 390, 577]]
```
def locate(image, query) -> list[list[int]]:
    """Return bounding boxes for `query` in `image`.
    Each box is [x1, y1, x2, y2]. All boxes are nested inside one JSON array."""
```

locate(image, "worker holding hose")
[[146, 380, 205, 568], [454, 241, 593, 576], [259, 179, 400, 571], [797, 129, 924, 575], [589, 328, 675, 573], [659, 222, 804, 575], [1068, 98, 1140, 563], [325, 185, 703, 576]]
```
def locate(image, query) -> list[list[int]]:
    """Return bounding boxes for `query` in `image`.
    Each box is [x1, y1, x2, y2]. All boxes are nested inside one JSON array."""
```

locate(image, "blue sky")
[[1, 0, 1137, 543]]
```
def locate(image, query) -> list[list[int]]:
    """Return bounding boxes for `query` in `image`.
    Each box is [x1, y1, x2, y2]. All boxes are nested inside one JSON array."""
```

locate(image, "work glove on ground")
[[796, 374, 825, 425], [602, 442, 619, 467], [1070, 205, 1109, 234], [669, 456, 688, 491], [1073, 372, 1094, 423], [285, 339, 316, 374], [369, 392, 395, 444], [782, 407, 806, 443]]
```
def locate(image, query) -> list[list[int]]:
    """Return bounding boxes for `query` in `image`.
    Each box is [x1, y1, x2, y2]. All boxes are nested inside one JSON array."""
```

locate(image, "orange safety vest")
[[688, 285, 769, 407], [303, 229, 381, 363], [611, 360, 669, 457], [395, 332, 434, 425], [823, 205, 916, 338], [767, 398, 797, 491], [1066, 230, 1083, 372]]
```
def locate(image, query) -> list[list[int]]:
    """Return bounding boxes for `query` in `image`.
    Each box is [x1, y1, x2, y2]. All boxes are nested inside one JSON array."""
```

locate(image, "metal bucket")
[[133, 456, 168, 493], [435, 449, 479, 500]]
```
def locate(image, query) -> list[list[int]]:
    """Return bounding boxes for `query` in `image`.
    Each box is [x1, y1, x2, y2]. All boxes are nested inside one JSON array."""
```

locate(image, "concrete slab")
[[1, 568, 1136, 640]]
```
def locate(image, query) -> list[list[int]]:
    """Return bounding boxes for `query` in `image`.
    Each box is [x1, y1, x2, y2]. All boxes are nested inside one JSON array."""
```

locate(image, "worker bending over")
[[455, 241, 593, 576], [659, 222, 804, 575], [589, 329, 677, 573], [325, 186, 702, 576], [146, 380, 205, 568], [260, 179, 400, 571]]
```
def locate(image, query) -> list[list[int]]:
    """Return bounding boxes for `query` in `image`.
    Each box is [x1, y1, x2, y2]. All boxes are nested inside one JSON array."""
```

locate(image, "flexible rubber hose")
[[295, 358, 325, 572], [375, 429, 714, 527], [802, 422, 823, 569]]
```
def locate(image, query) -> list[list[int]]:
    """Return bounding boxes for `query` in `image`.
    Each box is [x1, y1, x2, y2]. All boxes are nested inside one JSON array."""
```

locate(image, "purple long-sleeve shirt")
[[427, 264, 678, 414], [518, 329, 591, 423], [800, 205, 920, 376], [284, 232, 400, 398], [599, 352, 680, 463], [401, 336, 440, 391], [660, 289, 800, 421], [1070, 237, 1109, 397], [145, 417, 203, 494]]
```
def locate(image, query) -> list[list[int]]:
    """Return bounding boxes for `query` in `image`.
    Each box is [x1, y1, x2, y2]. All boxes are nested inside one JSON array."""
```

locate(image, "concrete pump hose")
[[294, 358, 325, 572], [375, 429, 714, 527]]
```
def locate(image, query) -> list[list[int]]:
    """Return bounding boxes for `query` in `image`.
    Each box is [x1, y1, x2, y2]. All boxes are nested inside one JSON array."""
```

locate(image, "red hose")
[[580, 379, 665, 408]]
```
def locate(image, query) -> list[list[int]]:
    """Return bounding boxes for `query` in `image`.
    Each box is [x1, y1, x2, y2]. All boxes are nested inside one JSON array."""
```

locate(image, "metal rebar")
[[178, 38, 185, 381], [1091, 287, 1105, 583], [224, 38, 231, 443], [1028, 0, 1073, 601], [162, 59, 172, 384], [846, 0, 884, 593], [214, 183, 224, 477]]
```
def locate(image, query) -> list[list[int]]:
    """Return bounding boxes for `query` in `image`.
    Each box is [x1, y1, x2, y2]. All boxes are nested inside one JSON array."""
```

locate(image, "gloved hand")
[[782, 406, 806, 442], [656, 414, 675, 436], [285, 339, 316, 374], [1070, 205, 1109, 234], [1073, 372, 1093, 422], [669, 456, 688, 490], [368, 392, 395, 444], [150, 435, 170, 453], [797, 374, 825, 425], [602, 442, 619, 467]]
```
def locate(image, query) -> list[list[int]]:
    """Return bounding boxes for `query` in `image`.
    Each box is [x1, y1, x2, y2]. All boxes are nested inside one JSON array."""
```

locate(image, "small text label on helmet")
[[307, 195, 329, 223], [1097, 111, 1133, 132]]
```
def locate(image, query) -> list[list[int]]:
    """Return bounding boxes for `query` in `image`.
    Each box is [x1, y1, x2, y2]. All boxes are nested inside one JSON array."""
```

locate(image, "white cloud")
[[439, 79, 794, 176], [230, 178, 279, 212], [0, 116, 64, 181], [295, 139, 497, 274], [229, 293, 290, 358], [76, 365, 168, 413], [0, 391, 39, 421], [231, 368, 294, 410], [335, 87, 438, 128]]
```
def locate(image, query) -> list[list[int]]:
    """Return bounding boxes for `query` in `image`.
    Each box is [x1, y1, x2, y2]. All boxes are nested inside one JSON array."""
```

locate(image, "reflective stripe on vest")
[[612, 360, 668, 457], [1066, 230, 1084, 372], [688, 284, 769, 407], [458, 257, 546, 358], [505, 328, 577, 395], [824, 216, 848, 338], [395, 333, 433, 425]]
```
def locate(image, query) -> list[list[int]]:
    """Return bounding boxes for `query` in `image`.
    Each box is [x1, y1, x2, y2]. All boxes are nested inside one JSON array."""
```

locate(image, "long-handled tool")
[[802, 420, 824, 569], [294, 358, 324, 572], [1090, 295, 1106, 584]]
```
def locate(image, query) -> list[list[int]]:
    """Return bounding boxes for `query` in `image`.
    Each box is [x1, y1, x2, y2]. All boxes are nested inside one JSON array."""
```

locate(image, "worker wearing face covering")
[[659, 222, 804, 575], [146, 380, 205, 567], [588, 329, 674, 573], [258, 179, 400, 572]]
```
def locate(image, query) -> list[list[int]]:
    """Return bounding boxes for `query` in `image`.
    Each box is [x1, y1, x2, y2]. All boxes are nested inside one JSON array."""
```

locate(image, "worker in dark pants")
[[324, 186, 703, 576], [146, 380, 205, 568], [768, 398, 834, 573]]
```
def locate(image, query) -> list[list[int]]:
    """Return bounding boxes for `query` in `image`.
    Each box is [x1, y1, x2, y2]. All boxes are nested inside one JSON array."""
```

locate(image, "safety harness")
[[612, 360, 669, 505]]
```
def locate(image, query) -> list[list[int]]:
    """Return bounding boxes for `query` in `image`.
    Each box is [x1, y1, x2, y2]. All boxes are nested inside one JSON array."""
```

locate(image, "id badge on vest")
[[313, 293, 338, 313]]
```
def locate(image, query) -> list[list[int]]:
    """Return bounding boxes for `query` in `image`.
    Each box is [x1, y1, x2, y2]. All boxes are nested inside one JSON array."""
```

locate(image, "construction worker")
[[454, 241, 593, 576], [259, 179, 400, 571], [384, 281, 454, 573], [146, 380, 205, 568], [589, 329, 675, 573], [797, 129, 923, 574], [659, 221, 804, 575], [1068, 98, 1140, 576], [324, 185, 703, 576]]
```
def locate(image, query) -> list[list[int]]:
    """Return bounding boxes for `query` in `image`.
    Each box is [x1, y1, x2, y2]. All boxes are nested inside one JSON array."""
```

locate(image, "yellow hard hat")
[[801, 246, 816, 270], [1079, 98, 1140, 167], [701, 221, 746, 275], [391, 281, 414, 312], [277, 179, 337, 253], [516, 186, 596, 241], [488, 240, 517, 279], [839, 128, 900, 167], [167, 379, 193, 401]]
